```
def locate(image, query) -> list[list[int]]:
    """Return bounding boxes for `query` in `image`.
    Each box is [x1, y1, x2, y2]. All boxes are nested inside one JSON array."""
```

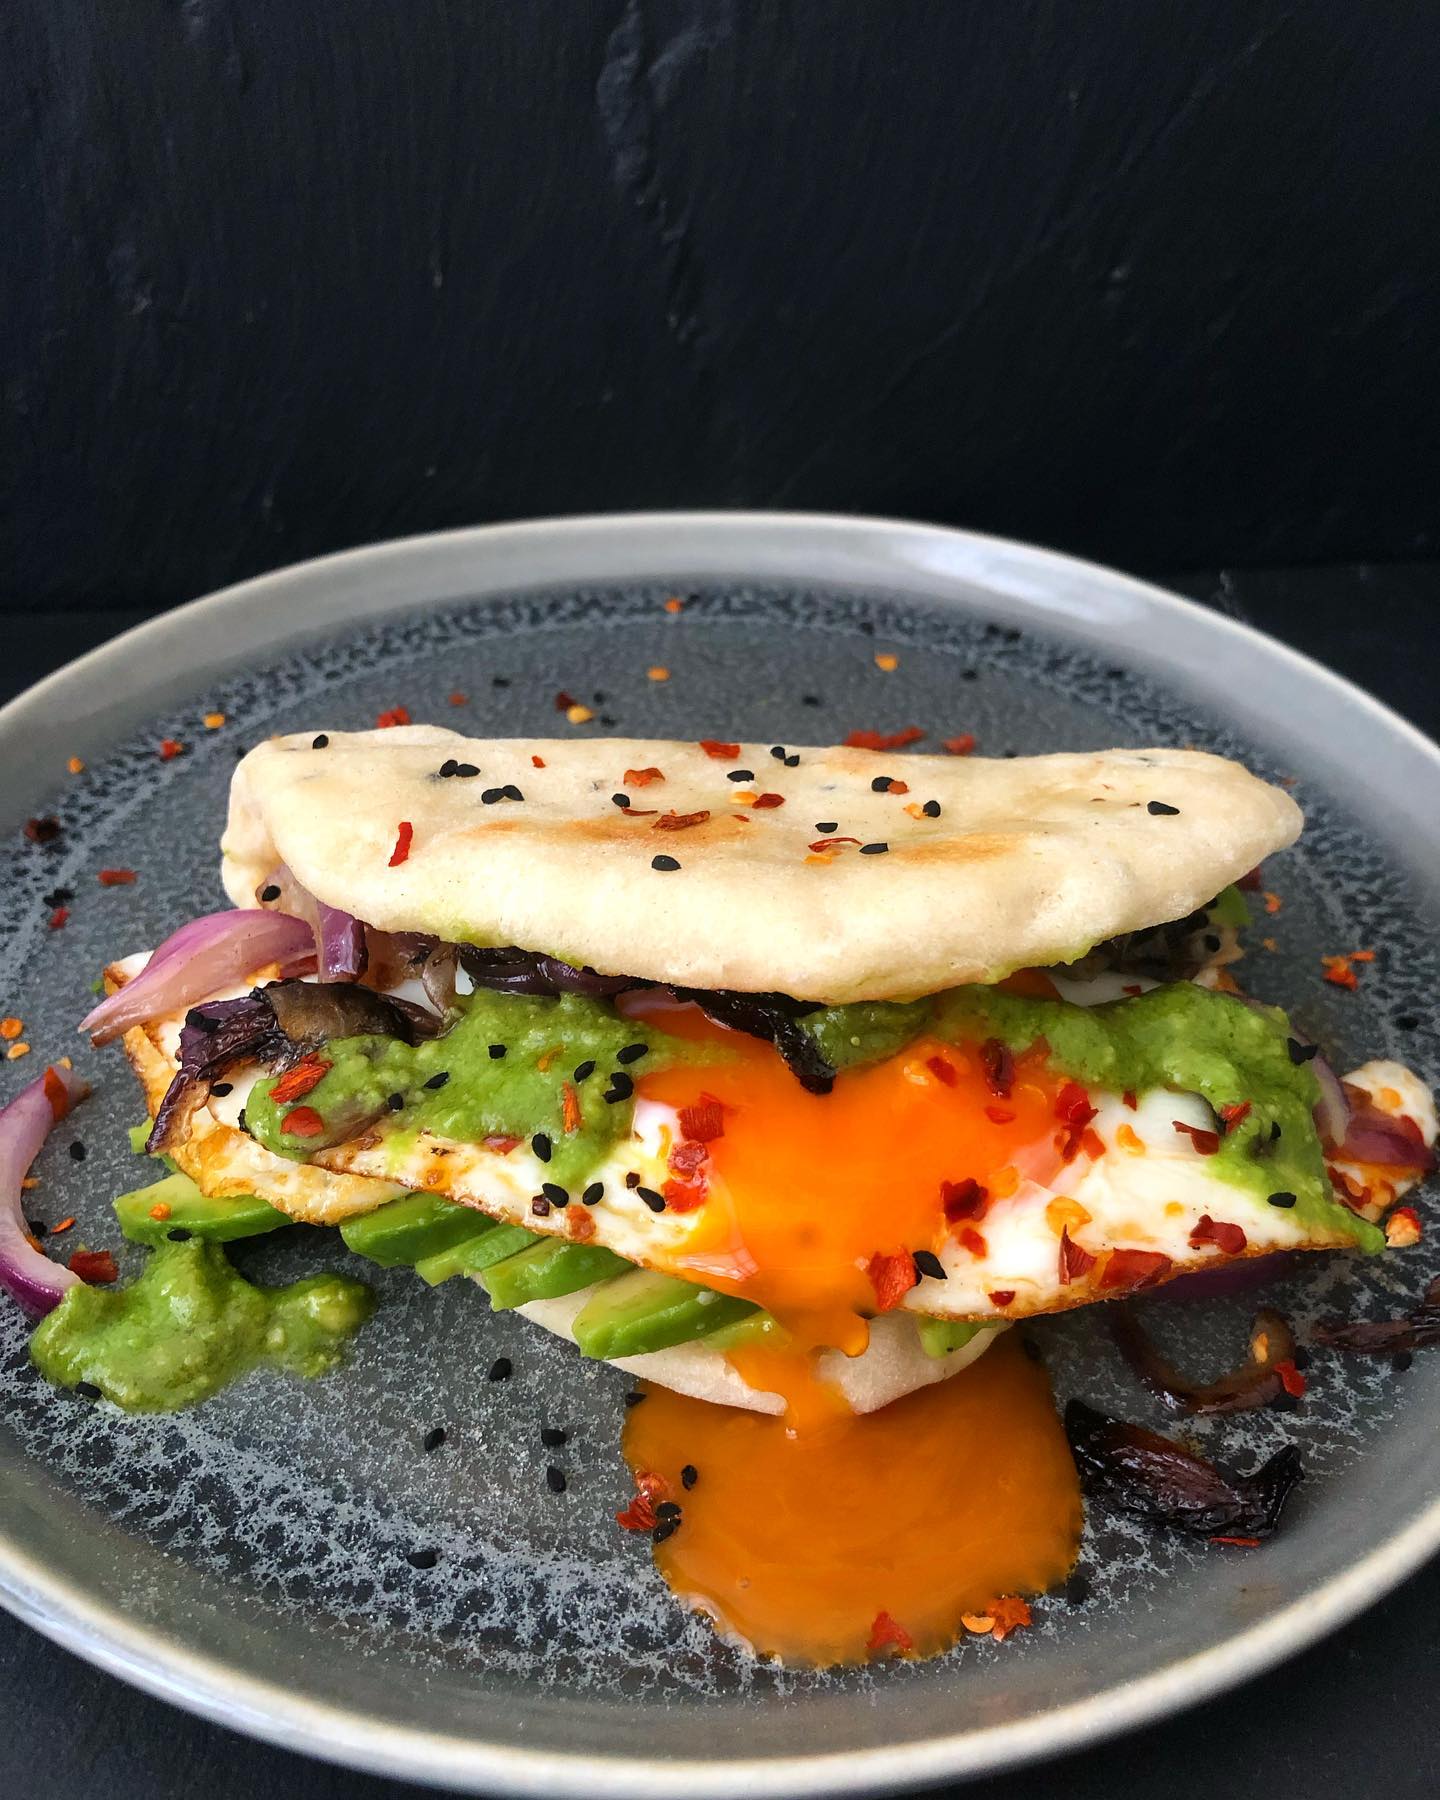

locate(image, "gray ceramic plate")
[[2, 514, 1438, 1796]]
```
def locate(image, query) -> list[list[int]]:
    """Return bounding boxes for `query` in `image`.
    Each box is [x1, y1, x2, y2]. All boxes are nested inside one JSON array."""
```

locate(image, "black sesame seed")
[[422, 1426, 447, 1452], [1147, 801, 1180, 816], [871, 775, 897, 792], [651, 854, 681, 872], [423, 1071, 450, 1090], [962, 668, 978, 681], [455, 763, 480, 778], [1287, 1038, 1318, 1064], [681, 1463, 698, 1489], [1395, 1013, 1419, 1031], [922, 799, 942, 817], [488, 1357, 512, 1381], [386, 1091, 405, 1111], [637, 1187, 666, 1212], [727, 768, 755, 782], [655, 1500, 682, 1520], [541, 1181, 570, 1207], [493, 675, 510, 687], [593, 691, 606, 704], [439, 758, 458, 778], [605, 1072, 635, 1103], [612, 793, 631, 809], [581, 1181, 604, 1205], [616, 1043, 648, 1064], [166, 1227, 192, 1242], [802, 693, 822, 706], [652, 1518, 679, 1544], [68, 1141, 86, 1162], [541, 1426, 569, 1448], [1267, 1191, 1297, 1208], [1393, 1351, 1414, 1373], [913, 1249, 947, 1280], [815, 821, 838, 834], [406, 1548, 439, 1569], [211, 1081, 234, 1097], [481, 787, 503, 804], [42, 887, 74, 908], [859, 841, 889, 855], [784, 754, 800, 767], [770, 745, 786, 760], [503, 785, 524, 802], [311, 734, 329, 749], [624, 1388, 647, 1407], [532, 1132, 552, 1161], [545, 1465, 567, 1493], [531, 1196, 552, 1217], [624, 1171, 642, 1189], [573, 1059, 597, 1082], [259, 884, 281, 902], [75, 1381, 102, 1401], [489, 1043, 507, 1060]]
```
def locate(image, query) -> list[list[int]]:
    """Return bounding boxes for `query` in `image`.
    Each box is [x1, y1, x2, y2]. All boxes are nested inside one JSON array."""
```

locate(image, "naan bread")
[[222, 730, 1301, 1004]]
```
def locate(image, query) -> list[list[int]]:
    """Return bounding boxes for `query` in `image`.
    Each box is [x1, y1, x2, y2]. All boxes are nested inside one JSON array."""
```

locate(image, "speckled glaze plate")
[[2, 514, 1439, 1796]]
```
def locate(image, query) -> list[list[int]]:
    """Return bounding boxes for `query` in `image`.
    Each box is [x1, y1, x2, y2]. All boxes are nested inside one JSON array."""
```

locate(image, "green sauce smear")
[[30, 1239, 374, 1411], [246, 990, 686, 1187]]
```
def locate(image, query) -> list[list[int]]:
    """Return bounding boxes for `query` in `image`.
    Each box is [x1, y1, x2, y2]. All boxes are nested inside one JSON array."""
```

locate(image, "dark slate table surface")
[[3, 564, 1437, 1799]]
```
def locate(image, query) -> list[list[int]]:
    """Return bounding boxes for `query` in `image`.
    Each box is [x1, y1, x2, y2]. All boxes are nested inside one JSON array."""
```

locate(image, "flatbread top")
[[222, 729, 1302, 1003]]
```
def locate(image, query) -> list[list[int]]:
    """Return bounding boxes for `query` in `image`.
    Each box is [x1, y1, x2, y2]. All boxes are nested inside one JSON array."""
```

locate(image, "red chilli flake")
[[866, 1249, 918, 1312], [97, 868, 137, 886], [624, 766, 665, 786], [48, 907, 69, 931], [269, 1056, 333, 1105], [844, 726, 925, 752], [282, 1105, 326, 1138], [1210, 1535, 1264, 1548], [925, 1055, 957, 1087], [1058, 1228, 1096, 1285], [43, 1067, 72, 1120], [531, 754, 546, 768], [448, 691, 468, 706], [956, 1226, 988, 1258], [561, 1082, 583, 1136], [1189, 1214, 1248, 1256], [388, 821, 414, 867], [375, 706, 411, 729], [158, 737, 184, 760], [677, 1093, 725, 1142], [943, 733, 977, 756], [988, 1289, 1016, 1307], [751, 792, 786, 809], [808, 836, 863, 853], [68, 1249, 118, 1285], [1122, 1089, 1138, 1110], [616, 1470, 670, 1532], [653, 810, 711, 831], [980, 1038, 1014, 1099], [941, 1178, 988, 1222], [1220, 1100, 1252, 1133], [662, 1178, 707, 1213], [698, 740, 741, 761], [1100, 1249, 1173, 1291], [1275, 1359, 1307, 1398], [1173, 1119, 1222, 1156], [866, 1611, 914, 1657], [484, 1134, 522, 1154]]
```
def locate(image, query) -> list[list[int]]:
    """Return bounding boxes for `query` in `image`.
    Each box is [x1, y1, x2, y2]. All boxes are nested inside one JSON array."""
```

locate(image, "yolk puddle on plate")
[[621, 1332, 1083, 1666], [624, 995, 1067, 1354]]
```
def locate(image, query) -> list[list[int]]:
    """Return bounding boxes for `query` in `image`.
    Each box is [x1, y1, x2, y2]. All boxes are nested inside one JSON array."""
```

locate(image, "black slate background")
[[1, 564, 1437, 1797], [6, 2, 1440, 606]]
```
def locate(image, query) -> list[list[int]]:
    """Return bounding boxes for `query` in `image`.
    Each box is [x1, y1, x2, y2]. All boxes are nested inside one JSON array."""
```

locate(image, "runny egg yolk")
[[621, 1333, 1083, 1666], [627, 996, 1068, 1356]]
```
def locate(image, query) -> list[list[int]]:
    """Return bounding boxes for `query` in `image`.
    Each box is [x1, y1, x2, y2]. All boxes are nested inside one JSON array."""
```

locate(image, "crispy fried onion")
[[1312, 1276, 1440, 1355], [1109, 1303, 1299, 1415]]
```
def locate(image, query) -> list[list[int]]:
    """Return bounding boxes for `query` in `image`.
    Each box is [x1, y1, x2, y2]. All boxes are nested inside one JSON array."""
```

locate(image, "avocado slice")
[[414, 1221, 539, 1287], [127, 1121, 152, 1155], [700, 1307, 783, 1351], [571, 1269, 759, 1360], [481, 1238, 632, 1310], [113, 1171, 289, 1245], [1207, 883, 1251, 928], [340, 1193, 496, 1268], [914, 1316, 984, 1359]]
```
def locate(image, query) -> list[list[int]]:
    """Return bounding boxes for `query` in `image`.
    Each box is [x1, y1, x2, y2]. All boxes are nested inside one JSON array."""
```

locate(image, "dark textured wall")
[[5, 1, 1439, 609]]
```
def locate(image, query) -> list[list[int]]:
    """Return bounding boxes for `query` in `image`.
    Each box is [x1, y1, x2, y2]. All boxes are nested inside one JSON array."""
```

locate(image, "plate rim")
[[3, 507, 1439, 1796]]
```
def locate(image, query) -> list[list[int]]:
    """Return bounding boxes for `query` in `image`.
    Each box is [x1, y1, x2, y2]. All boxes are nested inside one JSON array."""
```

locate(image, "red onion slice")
[[1334, 1094, 1436, 1172], [1311, 1053, 1352, 1150], [78, 909, 315, 1045], [0, 1064, 91, 1317], [262, 867, 367, 983]]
